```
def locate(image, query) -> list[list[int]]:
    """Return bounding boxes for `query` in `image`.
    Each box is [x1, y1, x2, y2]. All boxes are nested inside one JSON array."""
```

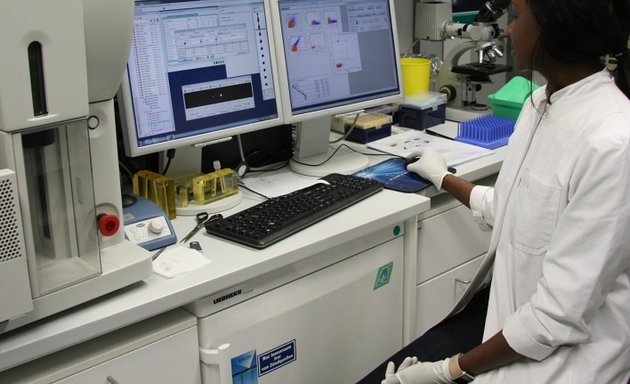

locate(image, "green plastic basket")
[[488, 76, 539, 120]]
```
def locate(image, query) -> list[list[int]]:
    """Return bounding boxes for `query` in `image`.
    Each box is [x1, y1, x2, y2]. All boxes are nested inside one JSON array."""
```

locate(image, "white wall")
[[394, 0, 416, 55]]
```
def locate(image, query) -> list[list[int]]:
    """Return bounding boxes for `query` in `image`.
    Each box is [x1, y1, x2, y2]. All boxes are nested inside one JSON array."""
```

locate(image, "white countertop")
[[0, 120, 506, 372], [0, 187, 430, 371]]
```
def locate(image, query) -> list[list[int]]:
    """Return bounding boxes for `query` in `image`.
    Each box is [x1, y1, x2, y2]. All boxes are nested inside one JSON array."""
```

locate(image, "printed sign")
[[374, 262, 393, 290], [258, 339, 297, 376]]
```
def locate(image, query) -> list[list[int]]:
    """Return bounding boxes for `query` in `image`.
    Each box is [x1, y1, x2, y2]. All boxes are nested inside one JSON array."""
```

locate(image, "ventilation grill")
[[0, 170, 24, 263]]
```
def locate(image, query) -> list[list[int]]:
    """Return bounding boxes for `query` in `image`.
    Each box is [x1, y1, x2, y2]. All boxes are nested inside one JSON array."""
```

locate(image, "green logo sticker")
[[374, 262, 393, 290]]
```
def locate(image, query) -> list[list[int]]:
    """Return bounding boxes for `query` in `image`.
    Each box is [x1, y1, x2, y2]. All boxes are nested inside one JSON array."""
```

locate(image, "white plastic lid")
[[401, 91, 447, 109]]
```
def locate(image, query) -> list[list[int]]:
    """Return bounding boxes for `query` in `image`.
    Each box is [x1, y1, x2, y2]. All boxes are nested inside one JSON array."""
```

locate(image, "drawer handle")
[[106, 376, 120, 384], [200, 343, 232, 384], [454, 278, 472, 301]]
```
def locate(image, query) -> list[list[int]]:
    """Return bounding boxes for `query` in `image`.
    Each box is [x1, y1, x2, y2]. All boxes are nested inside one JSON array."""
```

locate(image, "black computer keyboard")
[[204, 173, 384, 249]]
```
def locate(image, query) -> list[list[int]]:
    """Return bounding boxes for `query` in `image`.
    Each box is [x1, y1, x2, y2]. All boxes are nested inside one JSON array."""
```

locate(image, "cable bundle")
[[455, 115, 516, 149]]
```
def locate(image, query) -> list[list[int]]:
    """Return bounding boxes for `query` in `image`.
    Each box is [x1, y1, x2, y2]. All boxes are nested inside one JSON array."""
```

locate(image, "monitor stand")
[[289, 117, 369, 178]]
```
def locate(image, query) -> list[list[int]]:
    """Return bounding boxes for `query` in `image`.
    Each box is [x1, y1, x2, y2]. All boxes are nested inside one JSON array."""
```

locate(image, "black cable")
[[249, 160, 291, 173], [237, 181, 270, 200], [329, 112, 361, 144], [235, 133, 292, 173], [161, 148, 176, 175], [290, 143, 390, 168]]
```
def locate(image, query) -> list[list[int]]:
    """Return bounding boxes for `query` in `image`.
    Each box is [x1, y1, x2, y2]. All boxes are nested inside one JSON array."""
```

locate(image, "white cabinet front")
[[415, 254, 484, 337], [197, 238, 404, 384]]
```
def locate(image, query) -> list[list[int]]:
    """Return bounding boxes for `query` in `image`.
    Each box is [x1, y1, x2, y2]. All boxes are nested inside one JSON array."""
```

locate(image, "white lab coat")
[[465, 70, 630, 383]]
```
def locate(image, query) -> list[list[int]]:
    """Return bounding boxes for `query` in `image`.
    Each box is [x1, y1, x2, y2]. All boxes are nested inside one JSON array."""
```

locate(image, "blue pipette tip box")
[[455, 115, 516, 149]]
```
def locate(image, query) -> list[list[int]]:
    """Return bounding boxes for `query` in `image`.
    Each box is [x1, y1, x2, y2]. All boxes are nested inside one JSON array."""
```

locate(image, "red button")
[[98, 214, 120, 236]]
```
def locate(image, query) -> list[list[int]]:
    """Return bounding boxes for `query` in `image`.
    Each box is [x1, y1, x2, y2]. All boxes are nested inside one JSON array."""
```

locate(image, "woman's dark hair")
[[617, 54, 630, 98], [527, 0, 630, 98]]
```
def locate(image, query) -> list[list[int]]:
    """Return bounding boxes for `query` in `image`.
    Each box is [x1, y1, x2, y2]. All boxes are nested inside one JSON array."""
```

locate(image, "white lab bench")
[[0, 121, 505, 383]]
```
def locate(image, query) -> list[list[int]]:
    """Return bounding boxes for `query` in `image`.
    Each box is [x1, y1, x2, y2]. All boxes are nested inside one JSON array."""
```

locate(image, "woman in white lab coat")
[[377, 0, 630, 382]]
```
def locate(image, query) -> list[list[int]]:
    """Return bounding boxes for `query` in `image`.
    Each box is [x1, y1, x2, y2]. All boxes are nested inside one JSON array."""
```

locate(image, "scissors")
[[153, 213, 211, 260], [153, 213, 222, 260], [179, 212, 213, 244]]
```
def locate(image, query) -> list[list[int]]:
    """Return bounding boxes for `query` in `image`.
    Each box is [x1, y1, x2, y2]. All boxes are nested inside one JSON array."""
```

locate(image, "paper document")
[[367, 130, 493, 166], [241, 171, 325, 198], [153, 247, 210, 278]]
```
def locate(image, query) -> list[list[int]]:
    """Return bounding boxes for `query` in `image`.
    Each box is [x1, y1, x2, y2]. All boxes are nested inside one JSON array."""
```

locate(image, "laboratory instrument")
[[0, 0, 152, 333], [123, 195, 177, 251], [416, 0, 512, 120], [270, 0, 403, 176], [117, 0, 285, 157], [204, 173, 383, 248]]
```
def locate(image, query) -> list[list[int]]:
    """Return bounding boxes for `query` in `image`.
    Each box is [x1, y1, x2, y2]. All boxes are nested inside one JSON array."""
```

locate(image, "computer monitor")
[[118, 0, 284, 158], [270, 0, 403, 176]]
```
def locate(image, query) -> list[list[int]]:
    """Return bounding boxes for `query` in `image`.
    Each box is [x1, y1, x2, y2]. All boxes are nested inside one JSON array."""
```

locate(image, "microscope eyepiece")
[[475, 0, 511, 23]]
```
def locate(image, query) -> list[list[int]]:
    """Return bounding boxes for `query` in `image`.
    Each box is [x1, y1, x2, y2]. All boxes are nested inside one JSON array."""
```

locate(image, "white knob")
[[148, 219, 164, 234]]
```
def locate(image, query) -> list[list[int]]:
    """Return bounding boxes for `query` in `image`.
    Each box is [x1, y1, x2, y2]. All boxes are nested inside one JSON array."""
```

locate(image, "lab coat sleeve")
[[502, 129, 630, 361], [469, 185, 494, 231]]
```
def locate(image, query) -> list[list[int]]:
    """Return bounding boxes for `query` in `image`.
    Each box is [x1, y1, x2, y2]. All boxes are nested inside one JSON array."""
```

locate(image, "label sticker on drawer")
[[374, 262, 393, 290], [258, 339, 296, 376]]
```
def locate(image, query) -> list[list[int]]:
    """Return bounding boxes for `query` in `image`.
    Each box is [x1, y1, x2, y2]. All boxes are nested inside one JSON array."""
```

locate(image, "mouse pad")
[[353, 157, 456, 193]]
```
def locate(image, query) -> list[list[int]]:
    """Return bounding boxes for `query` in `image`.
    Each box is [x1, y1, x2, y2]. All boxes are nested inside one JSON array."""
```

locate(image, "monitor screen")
[[118, 0, 284, 157], [271, 0, 402, 123]]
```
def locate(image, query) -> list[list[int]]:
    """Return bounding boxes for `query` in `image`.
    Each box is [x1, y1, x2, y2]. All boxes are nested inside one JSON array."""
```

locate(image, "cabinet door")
[[417, 204, 490, 284], [197, 238, 404, 384], [56, 326, 200, 384], [414, 254, 484, 337]]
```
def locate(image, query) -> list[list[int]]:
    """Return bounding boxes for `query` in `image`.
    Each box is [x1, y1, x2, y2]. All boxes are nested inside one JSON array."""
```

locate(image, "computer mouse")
[[405, 156, 420, 165], [121, 193, 137, 208]]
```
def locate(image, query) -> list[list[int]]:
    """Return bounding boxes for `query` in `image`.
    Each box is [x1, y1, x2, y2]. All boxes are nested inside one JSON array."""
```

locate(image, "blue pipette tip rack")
[[455, 115, 516, 149]]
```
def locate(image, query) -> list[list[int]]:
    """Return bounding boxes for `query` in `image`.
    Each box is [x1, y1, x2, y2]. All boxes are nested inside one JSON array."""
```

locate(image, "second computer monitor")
[[271, 0, 403, 176]]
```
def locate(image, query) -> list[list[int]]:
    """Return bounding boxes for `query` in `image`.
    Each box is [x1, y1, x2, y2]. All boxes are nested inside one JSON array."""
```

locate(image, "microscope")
[[0, 0, 152, 333], [416, 0, 512, 121]]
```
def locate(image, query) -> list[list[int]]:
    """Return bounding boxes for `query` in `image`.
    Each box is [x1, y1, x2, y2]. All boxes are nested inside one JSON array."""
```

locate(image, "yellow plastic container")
[[132, 170, 177, 219], [400, 57, 431, 96], [192, 168, 238, 205], [173, 173, 203, 208]]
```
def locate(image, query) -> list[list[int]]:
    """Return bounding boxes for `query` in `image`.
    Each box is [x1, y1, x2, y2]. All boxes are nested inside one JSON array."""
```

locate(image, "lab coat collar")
[[547, 69, 613, 104]]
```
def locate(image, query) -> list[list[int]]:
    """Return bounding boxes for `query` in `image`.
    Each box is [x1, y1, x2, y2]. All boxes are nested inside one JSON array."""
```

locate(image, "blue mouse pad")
[[353, 157, 456, 193]]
